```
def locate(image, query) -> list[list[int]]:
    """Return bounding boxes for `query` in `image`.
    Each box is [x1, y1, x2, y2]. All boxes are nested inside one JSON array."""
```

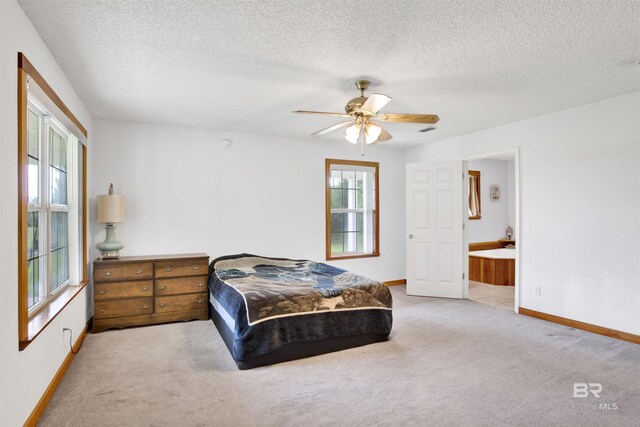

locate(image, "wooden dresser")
[[93, 253, 209, 333]]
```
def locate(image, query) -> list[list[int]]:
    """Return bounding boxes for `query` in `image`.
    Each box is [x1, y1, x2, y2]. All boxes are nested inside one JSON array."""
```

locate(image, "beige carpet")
[[39, 286, 639, 426]]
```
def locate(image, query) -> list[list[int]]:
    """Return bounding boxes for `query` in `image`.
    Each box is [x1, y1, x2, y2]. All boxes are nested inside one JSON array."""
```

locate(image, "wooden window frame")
[[325, 159, 380, 261], [18, 52, 89, 350], [468, 170, 482, 220]]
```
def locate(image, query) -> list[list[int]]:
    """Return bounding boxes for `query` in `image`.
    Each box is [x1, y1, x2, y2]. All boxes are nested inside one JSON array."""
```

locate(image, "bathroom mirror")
[[468, 170, 481, 220]]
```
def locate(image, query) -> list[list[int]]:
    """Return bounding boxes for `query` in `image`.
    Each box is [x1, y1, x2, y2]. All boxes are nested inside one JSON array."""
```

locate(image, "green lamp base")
[[96, 223, 124, 259]]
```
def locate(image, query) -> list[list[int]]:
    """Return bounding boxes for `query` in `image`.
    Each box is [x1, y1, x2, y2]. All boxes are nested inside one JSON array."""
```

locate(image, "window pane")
[[330, 188, 342, 209], [60, 212, 68, 247], [330, 170, 342, 188], [330, 213, 343, 233], [356, 231, 364, 252], [49, 129, 67, 171], [28, 157, 40, 204], [56, 247, 68, 289], [50, 249, 58, 289], [51, 212, 69, 291], [357, 212, 363, 232], [28, 255, 46, 308], [27, 211, 40, 259], [51, 211, 58, 249], [28, 258, 37, 307], [27, 211, 46, 308], [50, 128, 68, 205], [331, 233, 343, 253], [356, 172, 364, 189], [28, 109, 40, 204], [28, 109, 39, 158], [342, 171, 355, 188], [50, 168, 68, 205]]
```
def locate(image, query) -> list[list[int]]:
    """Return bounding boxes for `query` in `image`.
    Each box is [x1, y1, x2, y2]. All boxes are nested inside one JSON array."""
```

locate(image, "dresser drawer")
[[124, 262, 153, 280], [94, 297, 153, 319], [155, 276, 208, 296], [155, 293, 208, 313], [155, 259, 208, 278], [94, 265, 124, 282], [95, 280, 153, 301]]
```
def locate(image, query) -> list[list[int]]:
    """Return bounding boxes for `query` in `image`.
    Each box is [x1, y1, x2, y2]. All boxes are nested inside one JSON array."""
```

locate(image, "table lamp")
[[96, 183, 126, 259]]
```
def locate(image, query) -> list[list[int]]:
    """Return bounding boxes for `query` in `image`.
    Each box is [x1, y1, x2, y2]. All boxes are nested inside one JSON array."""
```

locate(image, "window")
[[18, 52, 88, 349], [26, 99, 75, 311], [325, 159, 379, 260], [468, 170, 481, 220]]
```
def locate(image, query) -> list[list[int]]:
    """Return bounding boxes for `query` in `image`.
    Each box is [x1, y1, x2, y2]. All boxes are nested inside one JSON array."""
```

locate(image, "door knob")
[[408, 234, 414, 239]]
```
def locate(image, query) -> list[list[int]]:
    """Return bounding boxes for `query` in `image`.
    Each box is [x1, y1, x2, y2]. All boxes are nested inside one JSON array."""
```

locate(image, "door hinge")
[[462, 223, 465, 230], [462, 172, 465, 179], [462, 273, 465, 279]]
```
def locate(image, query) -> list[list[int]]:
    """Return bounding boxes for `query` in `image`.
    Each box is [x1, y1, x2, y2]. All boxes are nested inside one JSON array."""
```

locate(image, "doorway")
[[466, 148, 520, 312]]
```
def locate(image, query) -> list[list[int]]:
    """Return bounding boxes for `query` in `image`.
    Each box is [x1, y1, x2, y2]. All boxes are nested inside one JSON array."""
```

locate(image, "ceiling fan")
[[293, 80, 439, 148]]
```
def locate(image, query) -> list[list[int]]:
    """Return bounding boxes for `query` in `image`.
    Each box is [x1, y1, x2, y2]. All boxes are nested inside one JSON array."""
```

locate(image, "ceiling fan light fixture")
[[345, 124, 360, 144], [365, 123, 382, 144]]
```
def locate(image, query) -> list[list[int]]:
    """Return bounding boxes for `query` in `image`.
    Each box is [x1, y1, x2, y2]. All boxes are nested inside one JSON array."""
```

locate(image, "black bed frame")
[[209, 303, 389, 370]]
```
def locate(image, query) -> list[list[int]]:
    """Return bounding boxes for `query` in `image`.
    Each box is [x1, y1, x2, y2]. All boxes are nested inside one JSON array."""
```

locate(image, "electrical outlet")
[[535, 286, 542, 296]]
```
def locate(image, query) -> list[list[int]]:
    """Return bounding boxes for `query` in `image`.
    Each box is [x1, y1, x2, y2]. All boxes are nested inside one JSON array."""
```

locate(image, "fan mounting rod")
[[355, 80, 370, 96]]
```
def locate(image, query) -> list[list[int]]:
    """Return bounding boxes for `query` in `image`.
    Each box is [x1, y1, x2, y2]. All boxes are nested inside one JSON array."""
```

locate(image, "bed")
[[208, 254, 393, 369]]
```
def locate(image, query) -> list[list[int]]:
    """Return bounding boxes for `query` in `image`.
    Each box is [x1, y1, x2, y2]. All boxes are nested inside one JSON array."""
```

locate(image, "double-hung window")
[[18, 52, 88, 349], [27, 97, 75, 311], [325, 159, 380, 260]]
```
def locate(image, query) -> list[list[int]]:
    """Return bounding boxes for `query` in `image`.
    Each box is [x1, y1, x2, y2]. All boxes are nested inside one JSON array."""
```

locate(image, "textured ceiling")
[[18, 0, 640, 147]]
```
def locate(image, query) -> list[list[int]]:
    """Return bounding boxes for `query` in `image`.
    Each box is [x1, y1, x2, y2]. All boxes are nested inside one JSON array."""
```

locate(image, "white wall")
[[0, 1, 93, 425], [467, 159, 513, 242], [91, 119, 406, 282], [405, 91, 640, 335]]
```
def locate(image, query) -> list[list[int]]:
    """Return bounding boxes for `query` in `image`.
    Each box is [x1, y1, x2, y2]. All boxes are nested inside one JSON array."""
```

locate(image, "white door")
[[406, 162, 467, 298]]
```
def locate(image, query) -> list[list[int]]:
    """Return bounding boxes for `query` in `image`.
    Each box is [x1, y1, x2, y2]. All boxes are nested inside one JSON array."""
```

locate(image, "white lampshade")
[[364, 123, 381, 144], [345, 124, 360, 144], [97, 194, 126, 224]]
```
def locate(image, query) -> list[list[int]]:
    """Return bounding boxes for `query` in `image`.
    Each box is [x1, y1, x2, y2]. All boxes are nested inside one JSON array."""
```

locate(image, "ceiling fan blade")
[[293, 110, 352, 118], [360, 93, 392, 115], [377, 113, 440, 124], [377, 124, 393, 142], [311, 121, 353, 137]]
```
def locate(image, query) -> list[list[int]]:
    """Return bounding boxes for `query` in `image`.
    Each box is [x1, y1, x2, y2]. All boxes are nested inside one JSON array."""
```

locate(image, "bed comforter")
[[208, 254, 393, 363]]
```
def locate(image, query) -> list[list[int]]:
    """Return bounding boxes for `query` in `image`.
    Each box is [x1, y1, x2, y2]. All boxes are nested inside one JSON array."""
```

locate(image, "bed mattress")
[[208, 254, 393, 369]]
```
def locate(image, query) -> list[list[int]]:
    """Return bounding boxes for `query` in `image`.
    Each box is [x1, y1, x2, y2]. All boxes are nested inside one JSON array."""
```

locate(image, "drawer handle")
[[197, 283, 204, 287], [159, 286, 166, 290], [164, 267, 173, 272], [136, 269, 143, 274], [105, 272, 112, 276], [192, 266, 199, 271], [98, 290, 106, 294], [99, 308, 105, 313], [197, 298, 205, 304], [142, 287, 149, 291], [159, 303, 166, 308], [142, 304, 149, 309]]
